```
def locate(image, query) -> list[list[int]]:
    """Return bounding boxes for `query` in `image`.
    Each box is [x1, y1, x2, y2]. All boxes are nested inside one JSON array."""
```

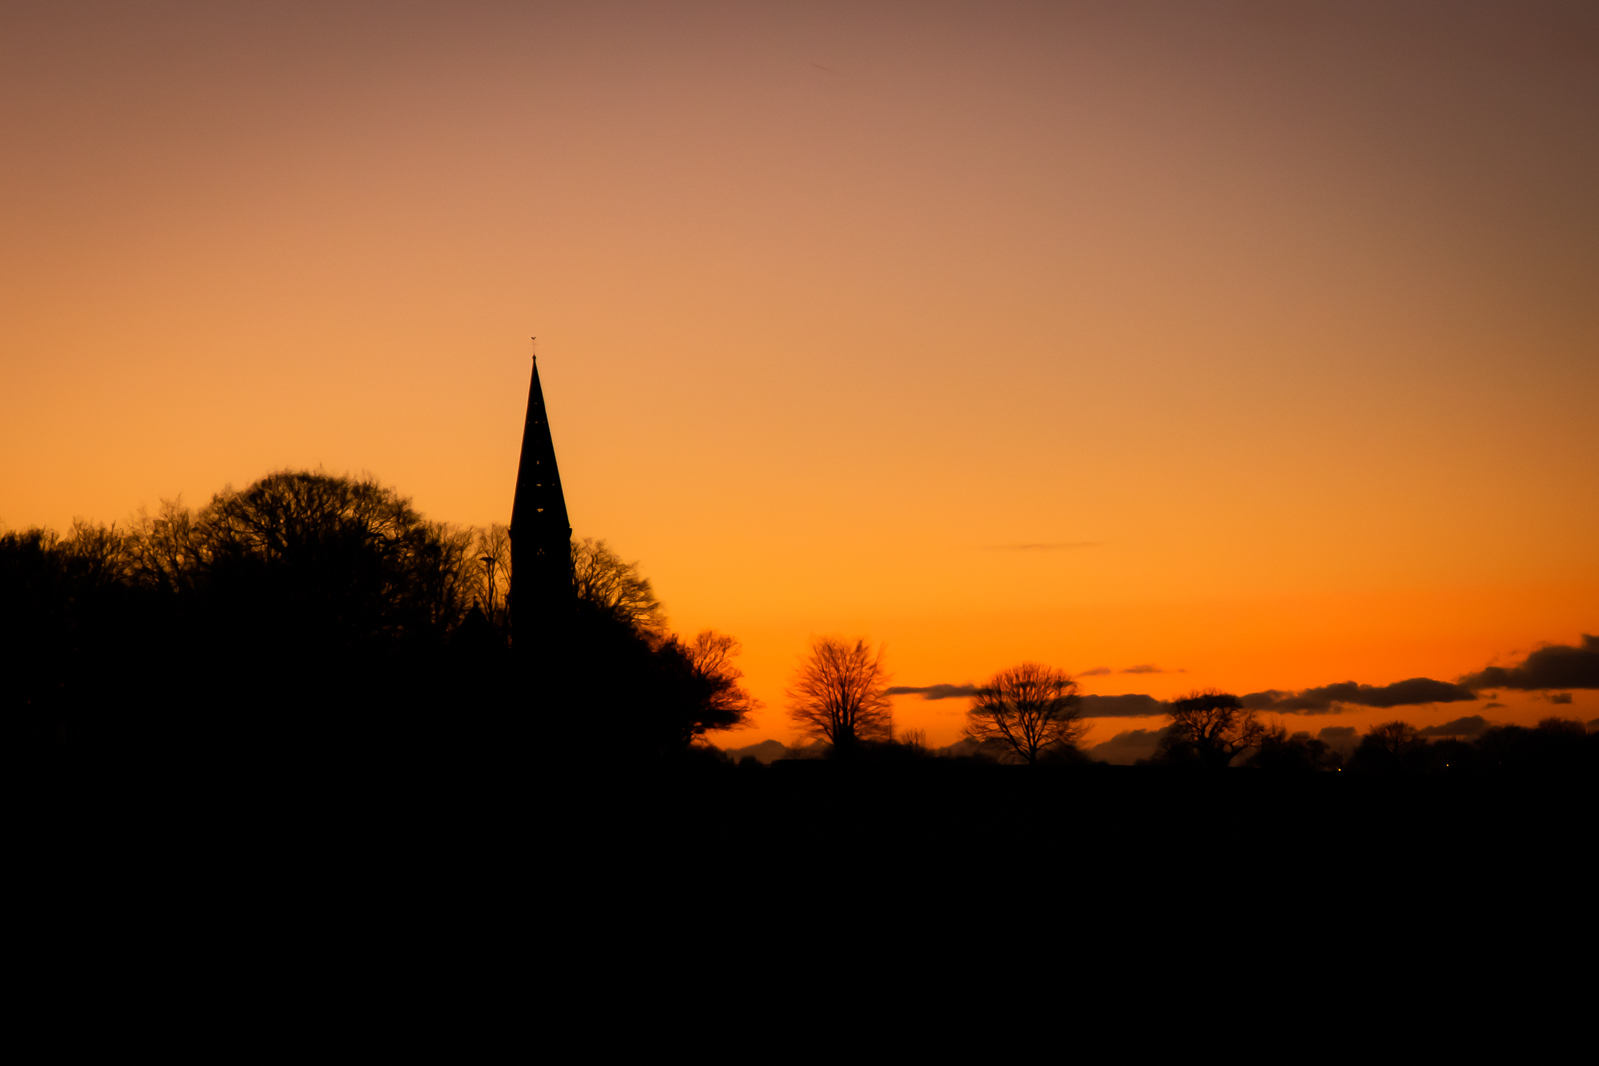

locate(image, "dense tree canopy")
[[4, 470, 740, 760], [193, 471, 475, 649]]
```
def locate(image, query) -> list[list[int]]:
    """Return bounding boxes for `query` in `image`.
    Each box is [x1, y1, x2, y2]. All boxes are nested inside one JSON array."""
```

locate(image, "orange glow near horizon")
[[2, 2, 1595, 750]]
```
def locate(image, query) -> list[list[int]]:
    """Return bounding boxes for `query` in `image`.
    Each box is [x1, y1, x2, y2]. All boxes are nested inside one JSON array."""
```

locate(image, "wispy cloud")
[[981, 541, 1099, 551], [1080, 664, 1180, 677], [891, 685, 1173, 718]]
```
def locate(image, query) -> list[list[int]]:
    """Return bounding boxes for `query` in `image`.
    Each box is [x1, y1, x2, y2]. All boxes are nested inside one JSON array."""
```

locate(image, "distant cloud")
[[1079, 667, 1113, 677], [888, 684, 1172, 719], [887, 683, 978, 700], [1086, 727, 1169, 765], [1079, 693, 1169, 718], [1417, 715, 1491, 738], [892, 683, 1172, 718], [1542, 692, 1573, 705], [1480, 702, 1506, 709], [1316, 725, 1359, 758], [1460, 635, 1599, 691], [981, 542, 1099, 551], [1120, 664, 1182, 675], [933, 737, 986, 759], [1242, 677, 1476, 714], [718, 739, 791, 764]]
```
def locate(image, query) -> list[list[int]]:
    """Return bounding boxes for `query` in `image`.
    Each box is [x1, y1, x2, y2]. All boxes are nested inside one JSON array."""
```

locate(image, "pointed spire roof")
[[511, 355, 571, 541]]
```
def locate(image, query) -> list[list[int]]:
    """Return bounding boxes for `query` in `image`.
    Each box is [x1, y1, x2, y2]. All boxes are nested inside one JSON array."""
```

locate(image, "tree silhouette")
[[2, 520, 166, 747], [464, 523, 512, 629], [6, 470, 776, 772], [195, 470, 474, 648], [1246, 724, 1339, 772], [1158, 689, 1264, 768], [1364, 720, 1422, 758], [683, 630, 761, 731], [1, 526, 86, 736], [1349, 720, 1425, 773], [651, 630, 761, 746], [965, 663, 1084, 764], [786, 637, 892, 750], [465, 527, 662, 638], [126, 497, 203, 594], [572, 537, 664, 635], [100, 470, 484, 759]]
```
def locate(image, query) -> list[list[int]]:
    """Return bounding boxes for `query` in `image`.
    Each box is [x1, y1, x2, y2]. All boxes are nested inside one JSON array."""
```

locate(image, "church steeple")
[[510, 351, 574, 631]]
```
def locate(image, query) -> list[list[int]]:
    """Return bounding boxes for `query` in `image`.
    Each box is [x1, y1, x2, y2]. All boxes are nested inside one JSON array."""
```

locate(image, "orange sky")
[[2, 1, 1595, 748]]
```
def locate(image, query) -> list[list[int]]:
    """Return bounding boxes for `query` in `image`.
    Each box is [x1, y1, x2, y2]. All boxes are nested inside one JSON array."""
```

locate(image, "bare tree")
[[63, 519, 133, 584], [684, 630, 758, 720], [1159, 689, 1265, 768], [1364, 720, 1422, 757], [786, 637, 892, 749], [465, 523, 512, 627], [656, 630, 762, 744], [464, 529, 662, 636], [572, 537, 665, 635], [126, 497, 204, 594], [966, 663, 1084, 764]]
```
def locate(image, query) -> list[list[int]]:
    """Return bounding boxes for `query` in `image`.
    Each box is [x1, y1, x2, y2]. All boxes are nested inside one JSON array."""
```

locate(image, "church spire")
[[510, 347, 574, 630]]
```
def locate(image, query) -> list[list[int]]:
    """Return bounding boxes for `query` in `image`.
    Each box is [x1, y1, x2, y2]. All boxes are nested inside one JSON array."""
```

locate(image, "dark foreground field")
[[19, 750, 1594, 949], [14, 747, 1596, 1038]]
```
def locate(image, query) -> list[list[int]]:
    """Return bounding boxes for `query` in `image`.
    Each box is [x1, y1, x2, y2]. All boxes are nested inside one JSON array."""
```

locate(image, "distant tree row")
[[777, 642, 1593, 774], [1150, 692, 1594, 775], [783, 645, 1088, 763], [6, 471, 1589, 776]]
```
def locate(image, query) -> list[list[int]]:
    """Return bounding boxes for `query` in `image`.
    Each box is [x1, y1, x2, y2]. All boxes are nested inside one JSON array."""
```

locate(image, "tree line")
[[5, 467, 1592, 780]]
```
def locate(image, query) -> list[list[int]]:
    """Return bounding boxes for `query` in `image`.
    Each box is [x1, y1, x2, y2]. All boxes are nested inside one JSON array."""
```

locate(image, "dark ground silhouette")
[[7, 475, 1597, 990]]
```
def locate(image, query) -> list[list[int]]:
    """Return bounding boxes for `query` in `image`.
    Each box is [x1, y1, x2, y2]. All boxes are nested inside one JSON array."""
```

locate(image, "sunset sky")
[[3, 1, 1595, 750]]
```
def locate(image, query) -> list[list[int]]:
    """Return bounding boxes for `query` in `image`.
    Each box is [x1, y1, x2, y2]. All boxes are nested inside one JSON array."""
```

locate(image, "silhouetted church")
[[510, 354, 575, 641]]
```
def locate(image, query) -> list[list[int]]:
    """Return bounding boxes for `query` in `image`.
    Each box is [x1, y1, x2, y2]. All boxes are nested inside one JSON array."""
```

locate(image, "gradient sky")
[[3, 1, 1595, 748]]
